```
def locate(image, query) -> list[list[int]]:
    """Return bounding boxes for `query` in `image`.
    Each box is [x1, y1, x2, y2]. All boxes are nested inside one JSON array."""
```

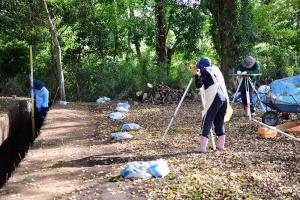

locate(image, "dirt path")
[[0, 103, 137, 200], [0, 101, 299, 199]]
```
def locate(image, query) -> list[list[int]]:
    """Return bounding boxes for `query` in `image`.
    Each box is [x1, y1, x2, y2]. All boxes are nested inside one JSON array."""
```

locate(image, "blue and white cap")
[[196, 57, 212, 71]]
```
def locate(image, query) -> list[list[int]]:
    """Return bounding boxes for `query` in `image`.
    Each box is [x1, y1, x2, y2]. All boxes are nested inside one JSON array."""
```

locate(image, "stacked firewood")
[[136, 83, 196, 104]]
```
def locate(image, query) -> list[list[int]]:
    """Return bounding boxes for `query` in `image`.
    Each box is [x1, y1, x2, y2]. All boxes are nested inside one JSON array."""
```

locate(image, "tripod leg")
[[245, 77, 251, 120], [231, 78, 243, 104], [210, 130, 216, 150], [162, 78, 193, 140], [248, 79, 266, 112]]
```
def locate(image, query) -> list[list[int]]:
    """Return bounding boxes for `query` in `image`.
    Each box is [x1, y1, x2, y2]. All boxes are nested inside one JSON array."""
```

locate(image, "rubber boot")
[[216, 135, 226, 150], [196, 136, 209, 153]]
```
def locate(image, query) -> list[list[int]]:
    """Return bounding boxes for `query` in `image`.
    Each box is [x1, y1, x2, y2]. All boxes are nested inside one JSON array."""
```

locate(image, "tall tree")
[[40, 0, 66, 101], [207, 0, 239, 89], [154, 0, 205, 76], [155, 0, 168, 67]]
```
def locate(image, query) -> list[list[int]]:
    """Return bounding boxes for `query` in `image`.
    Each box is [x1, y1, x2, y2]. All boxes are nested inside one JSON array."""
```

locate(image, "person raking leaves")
[[193, 57, 233, 153]]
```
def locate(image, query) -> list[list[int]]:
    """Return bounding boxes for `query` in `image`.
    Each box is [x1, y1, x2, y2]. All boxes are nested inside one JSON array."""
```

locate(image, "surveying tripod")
[[231, 74, 265, 120]]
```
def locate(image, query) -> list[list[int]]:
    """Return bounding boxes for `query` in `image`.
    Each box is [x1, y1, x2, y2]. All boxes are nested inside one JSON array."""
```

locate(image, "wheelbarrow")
[[261, 95, 300, 126]]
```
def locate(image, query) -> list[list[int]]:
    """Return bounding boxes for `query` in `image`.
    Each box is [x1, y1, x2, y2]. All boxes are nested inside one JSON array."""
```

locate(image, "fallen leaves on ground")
[[60, 101, 300, 199]]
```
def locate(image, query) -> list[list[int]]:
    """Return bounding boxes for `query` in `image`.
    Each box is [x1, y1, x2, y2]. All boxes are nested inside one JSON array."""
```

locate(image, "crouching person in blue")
[[193, 57, 233, 153], [34, 80, 49, 132]]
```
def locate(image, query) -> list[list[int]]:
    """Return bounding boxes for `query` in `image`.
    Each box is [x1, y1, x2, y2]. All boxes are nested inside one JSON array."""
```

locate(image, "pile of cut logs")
[[136, 83, 196, 104]]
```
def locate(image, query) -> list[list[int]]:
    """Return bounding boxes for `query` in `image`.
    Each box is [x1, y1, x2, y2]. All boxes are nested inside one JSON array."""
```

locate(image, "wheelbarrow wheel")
[[262, 111, 279, 126]]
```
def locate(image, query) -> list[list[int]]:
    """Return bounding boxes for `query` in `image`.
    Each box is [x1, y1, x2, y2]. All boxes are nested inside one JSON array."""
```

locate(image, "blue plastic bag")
[[111, 132, 133, 140], [120, 162, 152, 179], [96, 97, 111, 103], [148, 159, 170, 178], [116, 102, 130, 112], [121, 123, 142, 131], [109, 112, 126, 120], [120, 159, 170, 179]]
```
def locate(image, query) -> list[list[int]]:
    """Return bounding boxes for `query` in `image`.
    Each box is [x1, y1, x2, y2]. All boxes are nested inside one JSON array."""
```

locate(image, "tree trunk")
[[40, 0, 66, 101], [113, 0, 119, 61], [113, 34, 119, 61], [155, 0, 167, 66], [126, 0, 134, 60], [134, 41, 141, 58], [50, 43, 59, 84], [208, 0, 238, 90], [166, 40, 177, 67]]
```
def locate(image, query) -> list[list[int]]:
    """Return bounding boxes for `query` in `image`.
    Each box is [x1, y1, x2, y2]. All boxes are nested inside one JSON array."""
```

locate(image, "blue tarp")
[[270, 74, 300, 104], [252, 88, 271, 112]]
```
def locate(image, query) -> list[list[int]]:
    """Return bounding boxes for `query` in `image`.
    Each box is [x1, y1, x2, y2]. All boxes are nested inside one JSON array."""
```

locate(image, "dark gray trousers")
[[201, 95, 227, 138]]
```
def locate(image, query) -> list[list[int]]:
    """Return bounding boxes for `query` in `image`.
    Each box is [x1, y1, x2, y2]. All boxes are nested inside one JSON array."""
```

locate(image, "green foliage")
[[109, 176, 125, 182], [168, 1, 206, 56], [0, 0, 298, 100], [0, 0, 46, 44], [235, 0, 256, 59], [63, 48, 194, 101], [63, 49, 149, 101], [253, 0, 299, 80], [0, 42, 29, 77], [167, 172, 177, 180], [0, 41, 30, 96]]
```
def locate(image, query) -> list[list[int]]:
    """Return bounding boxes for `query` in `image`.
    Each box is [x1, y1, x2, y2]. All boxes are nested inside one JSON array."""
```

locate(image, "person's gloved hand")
[[192, 65, 200, 78], [242, 71, 247, 74], [193, 71, 200, 79], [237, 70, 241, 74]]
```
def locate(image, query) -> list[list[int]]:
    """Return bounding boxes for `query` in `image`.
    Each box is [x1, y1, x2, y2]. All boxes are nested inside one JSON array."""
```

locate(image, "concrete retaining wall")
[[0, 97, 33, 188], [0, 114, 9, 146]]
